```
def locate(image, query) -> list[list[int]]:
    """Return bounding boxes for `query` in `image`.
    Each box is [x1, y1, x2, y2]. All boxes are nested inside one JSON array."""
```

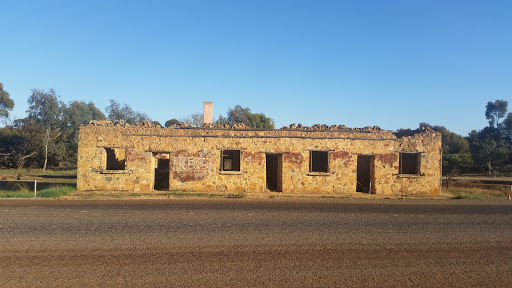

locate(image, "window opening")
[[105, 148, 126, 170], [221, 150, 241, 171], [310, 151, 329, 173], [399, 153, 420, 175]]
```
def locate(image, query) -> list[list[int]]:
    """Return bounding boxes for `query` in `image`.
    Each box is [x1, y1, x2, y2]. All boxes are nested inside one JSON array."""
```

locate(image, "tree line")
[[399, 100, 512, 176], [0, 83, 510, 175], [0, 85, 274, 170]]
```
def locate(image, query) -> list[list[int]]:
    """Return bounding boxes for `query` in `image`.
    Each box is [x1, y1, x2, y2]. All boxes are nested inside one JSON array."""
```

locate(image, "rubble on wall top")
[[194, 122, 393, 133], [394, 126, 436, 138], [87, 120, 394, 133], [88, 120, 159, 128], [86, 120, 434, 136], [279, 123, 388, 132]]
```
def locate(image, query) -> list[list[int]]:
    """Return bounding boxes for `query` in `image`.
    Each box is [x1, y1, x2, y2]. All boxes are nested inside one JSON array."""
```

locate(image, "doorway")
[[154, 153, 170, 190], [356, 155, 374, 193], [266, 154, 282, 192]]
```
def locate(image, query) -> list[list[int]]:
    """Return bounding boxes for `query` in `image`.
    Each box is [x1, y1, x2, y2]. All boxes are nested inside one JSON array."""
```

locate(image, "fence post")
[[34, 180, 37, 198]]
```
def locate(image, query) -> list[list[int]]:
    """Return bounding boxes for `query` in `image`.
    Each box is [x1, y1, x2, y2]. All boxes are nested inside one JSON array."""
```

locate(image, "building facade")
[[77, 123, 442, 196]]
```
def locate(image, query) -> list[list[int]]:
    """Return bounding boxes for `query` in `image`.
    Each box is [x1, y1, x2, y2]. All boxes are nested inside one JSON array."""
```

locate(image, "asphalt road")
[[1, 198, 511, 287]]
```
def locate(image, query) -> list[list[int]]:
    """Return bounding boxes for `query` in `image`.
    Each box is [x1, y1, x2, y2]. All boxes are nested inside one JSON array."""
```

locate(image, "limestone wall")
[[77, 125, 441, 196]]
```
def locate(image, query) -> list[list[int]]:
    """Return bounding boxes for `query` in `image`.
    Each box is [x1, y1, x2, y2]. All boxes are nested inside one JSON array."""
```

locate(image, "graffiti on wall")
[[172, 150, 212, 181], [173, 157, 211, 172]]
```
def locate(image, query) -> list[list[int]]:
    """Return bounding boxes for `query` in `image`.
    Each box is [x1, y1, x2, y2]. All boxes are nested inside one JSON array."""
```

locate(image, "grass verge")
[[0, 185, 76, 198], [443, 187, 508, 200], [451, 195, 487, 200], [226, 191, 247, 198]]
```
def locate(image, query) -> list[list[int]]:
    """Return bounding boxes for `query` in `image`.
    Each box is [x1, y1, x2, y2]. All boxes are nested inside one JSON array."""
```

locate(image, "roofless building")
[[77, 103, 441, 196]]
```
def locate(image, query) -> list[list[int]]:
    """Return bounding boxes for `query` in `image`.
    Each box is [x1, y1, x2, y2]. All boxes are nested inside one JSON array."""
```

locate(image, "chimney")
[[203, 102, 213, 124]]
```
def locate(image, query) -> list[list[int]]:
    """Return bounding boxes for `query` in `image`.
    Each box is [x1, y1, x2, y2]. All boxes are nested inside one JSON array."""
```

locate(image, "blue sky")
[[1, 0, 511, 135]]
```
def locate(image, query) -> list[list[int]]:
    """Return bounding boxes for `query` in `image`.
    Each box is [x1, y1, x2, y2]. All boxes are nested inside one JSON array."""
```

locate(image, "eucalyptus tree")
[[27, 89, 65, 170], [485, 100, 508, 128], [216, 105, 275, 129], [105, 99, 150, 125], [181, 113, 203, 127], [62, 101, 106, 165], [469, 100, 512, 175], [0, 83, 14, 119]]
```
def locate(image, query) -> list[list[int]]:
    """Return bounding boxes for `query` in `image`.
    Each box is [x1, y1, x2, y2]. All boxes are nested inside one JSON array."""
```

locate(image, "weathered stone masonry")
[[77, 123, 442, 196]]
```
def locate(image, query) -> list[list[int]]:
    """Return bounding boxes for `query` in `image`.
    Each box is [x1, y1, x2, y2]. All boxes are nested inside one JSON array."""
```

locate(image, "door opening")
[[154, 154, 170, 190], [356, 155, 374, 193], [266, 154, 282, 192]]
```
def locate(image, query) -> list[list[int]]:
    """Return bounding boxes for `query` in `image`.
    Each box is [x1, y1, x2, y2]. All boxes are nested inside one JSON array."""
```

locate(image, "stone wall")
[[77, 124, 442, 196]]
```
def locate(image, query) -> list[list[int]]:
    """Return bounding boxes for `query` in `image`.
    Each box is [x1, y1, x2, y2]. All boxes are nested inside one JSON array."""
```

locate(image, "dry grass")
[[448, 175, 512, 182], [442, 187, 509, 199], [0, 185, 76, 198]]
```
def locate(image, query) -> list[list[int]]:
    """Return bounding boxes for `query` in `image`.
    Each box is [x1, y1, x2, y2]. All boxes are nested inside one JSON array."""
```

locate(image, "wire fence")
[[0, 180, 39, 197]]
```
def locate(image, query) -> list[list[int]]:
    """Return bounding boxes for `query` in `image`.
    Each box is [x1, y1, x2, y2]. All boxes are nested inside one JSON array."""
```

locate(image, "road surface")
[[1, 198, 511, 287]]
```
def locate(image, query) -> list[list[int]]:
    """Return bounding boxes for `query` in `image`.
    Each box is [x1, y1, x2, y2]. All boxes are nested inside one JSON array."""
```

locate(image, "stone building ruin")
[[77, 118, 442, 196]]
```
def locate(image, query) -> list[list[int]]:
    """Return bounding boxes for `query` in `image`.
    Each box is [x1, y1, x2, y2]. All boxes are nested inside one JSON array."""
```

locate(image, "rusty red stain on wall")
[[330, 151, 351, 161], [283, 152, 304, 167], [174, 150, 189, 157], [244, 151, 264, 165], [126, 149, 145, 161], [330, 151, 351, 168], [376, 153, 398, 166], [173, 171, 207, 182]]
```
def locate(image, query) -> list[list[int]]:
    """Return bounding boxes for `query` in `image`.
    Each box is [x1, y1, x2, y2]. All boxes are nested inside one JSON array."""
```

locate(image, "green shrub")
[[36, 186, 76, 198]]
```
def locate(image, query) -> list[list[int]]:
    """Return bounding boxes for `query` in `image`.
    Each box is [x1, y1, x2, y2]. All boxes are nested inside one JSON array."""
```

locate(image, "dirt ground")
[[1, 198, 511, 287]]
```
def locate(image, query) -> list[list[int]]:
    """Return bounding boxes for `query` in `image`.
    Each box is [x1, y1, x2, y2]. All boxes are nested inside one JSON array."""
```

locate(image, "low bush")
[[36, 186, 76, 198]]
